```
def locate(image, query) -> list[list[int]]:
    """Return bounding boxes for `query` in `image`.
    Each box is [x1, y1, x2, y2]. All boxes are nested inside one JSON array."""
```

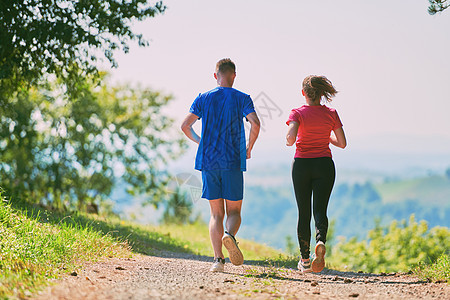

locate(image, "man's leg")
[[220, 169, 244, 266], [222, 199, 244, 266], [222, 169, 244, 236], [209, 198, 225, 259], [225, 200, 242, 236]]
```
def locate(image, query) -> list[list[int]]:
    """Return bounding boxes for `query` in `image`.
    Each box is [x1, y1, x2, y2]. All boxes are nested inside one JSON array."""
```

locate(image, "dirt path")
[[34, 251, 449, 299]]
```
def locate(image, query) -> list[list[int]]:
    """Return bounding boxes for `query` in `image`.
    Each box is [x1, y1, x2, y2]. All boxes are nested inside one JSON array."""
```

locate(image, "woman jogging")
[[285, 75, 347, 273]]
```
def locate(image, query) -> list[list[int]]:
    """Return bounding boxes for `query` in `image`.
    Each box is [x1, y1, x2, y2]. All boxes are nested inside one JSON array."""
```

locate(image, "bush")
[[415, 253, 450, 283], [329, 215, 450, 273]]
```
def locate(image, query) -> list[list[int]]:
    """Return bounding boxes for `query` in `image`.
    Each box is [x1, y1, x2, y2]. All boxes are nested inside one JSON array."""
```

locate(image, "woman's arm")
[[286, 121, 299, 146], [330, 127, 347, 149]]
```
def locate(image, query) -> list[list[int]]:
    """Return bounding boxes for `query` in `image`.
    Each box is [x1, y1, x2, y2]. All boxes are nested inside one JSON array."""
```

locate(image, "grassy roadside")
[[1, 198, 288, 299], [415, 254, 450, 283], [0, 199, 131, 299]]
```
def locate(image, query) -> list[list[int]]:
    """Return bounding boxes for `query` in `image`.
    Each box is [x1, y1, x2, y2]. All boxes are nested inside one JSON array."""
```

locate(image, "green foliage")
[[428, 0, 450, 15], [329, 215, 450, 273], [0, 0, 165, 101], [0, 196, 130, 299], [0, 75, 186, 210], [161, 189, 194, 225], [415, 253, 450, 283], [284, 235, 296, 256]]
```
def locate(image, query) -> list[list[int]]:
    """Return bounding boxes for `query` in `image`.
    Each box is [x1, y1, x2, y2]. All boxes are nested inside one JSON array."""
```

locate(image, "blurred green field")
[[375, 175, 450, 205]]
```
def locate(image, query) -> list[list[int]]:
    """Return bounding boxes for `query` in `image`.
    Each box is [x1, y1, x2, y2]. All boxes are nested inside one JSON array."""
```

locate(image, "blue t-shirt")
[[189, 87, 255, 171]]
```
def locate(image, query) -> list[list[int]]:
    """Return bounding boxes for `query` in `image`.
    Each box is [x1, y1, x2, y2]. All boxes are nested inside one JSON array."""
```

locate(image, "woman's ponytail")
[[303, 75, 338, 103]]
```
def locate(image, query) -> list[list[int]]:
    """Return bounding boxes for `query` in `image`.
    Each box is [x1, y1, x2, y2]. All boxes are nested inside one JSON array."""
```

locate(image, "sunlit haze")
[[106, 0, 450, 173]]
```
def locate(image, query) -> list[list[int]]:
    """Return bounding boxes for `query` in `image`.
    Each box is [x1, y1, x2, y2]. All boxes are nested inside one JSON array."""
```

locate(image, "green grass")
[[0, 199, 131, 299], [415, 254, 450, 283], [375, 175, 450, 205]]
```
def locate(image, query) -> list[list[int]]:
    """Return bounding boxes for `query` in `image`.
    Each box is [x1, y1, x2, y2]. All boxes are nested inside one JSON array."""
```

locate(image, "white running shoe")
[[298, 258, 312, 273], [222, 231, 244, 266], [210, 257, 225, 272], [311, 241, 326, 273]]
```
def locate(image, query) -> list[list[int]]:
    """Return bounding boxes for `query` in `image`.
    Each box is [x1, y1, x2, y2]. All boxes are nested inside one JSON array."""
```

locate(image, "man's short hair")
[[216, 58, 236, 74]]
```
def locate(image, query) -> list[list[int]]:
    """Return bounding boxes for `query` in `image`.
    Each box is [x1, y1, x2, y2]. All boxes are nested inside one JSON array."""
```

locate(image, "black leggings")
[[292, 157, 335, 259]]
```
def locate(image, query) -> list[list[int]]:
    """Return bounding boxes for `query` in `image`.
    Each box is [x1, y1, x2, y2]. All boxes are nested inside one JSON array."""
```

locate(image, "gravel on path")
[[34, 252, 450, 300]]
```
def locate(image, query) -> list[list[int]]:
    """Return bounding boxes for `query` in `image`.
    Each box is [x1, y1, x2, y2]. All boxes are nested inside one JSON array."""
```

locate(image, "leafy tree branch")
[[428, 0, 450, 14], [0, 0, 165, 102]]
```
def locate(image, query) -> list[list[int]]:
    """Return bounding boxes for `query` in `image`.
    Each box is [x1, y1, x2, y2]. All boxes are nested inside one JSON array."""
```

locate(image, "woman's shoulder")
[[293, 105, 308, 112], [287, 106, 307, 122], [322, 105, 339, 114]]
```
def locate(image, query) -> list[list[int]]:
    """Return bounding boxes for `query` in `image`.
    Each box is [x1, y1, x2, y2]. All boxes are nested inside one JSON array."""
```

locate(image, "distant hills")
[[238, 165, 450, 250], [375, 174, 450, 206], [110, 164, 450, 252]]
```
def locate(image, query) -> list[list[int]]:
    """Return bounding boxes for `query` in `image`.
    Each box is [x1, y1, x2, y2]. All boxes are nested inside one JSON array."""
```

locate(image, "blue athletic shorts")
[[201, 169, 243, 201]]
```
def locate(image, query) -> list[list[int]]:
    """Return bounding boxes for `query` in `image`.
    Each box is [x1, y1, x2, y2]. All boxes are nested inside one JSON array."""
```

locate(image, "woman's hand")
[[330, 127, 347, 149]]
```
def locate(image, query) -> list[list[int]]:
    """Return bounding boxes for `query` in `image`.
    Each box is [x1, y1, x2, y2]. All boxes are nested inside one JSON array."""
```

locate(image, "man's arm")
[[245, 112, 260, 159], [181, 113, 201, 144]]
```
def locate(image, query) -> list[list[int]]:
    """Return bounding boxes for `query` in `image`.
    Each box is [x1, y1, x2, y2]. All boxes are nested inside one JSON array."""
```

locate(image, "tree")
[[350, 182, 381, 204], [161, 188, 194, 225], [428, 0, 450, 14], [0, 74, 186, 211], [0, 0, 165, 103]]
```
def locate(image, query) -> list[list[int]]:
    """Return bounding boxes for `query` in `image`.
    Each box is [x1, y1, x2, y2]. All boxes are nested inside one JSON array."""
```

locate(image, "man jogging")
[[181, 58, 260, 272]]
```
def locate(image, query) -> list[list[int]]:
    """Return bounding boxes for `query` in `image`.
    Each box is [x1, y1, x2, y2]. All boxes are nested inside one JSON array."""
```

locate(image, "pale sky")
[[107, 0, 450, 172]]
